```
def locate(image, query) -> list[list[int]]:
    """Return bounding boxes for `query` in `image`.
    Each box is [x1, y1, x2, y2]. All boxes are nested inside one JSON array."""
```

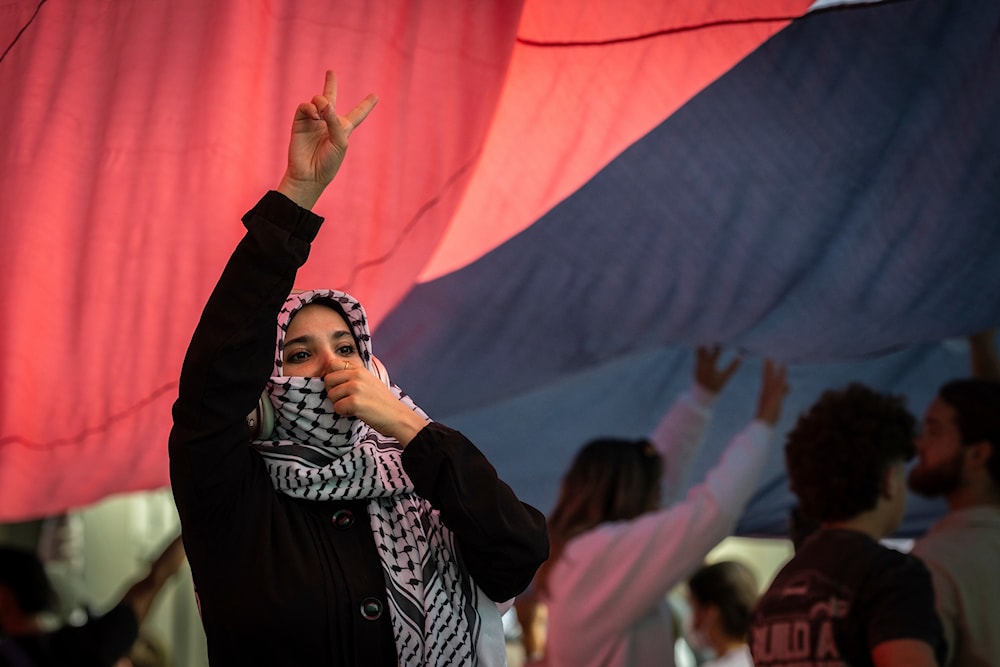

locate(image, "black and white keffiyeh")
[[251, 289, 482, 666]]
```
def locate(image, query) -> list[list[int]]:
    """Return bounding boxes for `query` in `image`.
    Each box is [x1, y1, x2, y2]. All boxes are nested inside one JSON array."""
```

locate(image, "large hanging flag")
[[1, 0, 997, 536]]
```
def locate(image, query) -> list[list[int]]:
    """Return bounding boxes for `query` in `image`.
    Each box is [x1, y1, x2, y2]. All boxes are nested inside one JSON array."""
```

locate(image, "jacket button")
[[360, 597, 383, 620], [331, 509, 355, 529]]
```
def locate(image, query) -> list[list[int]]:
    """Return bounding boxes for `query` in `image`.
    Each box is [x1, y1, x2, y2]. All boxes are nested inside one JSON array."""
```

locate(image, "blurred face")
[[684, 593, 714, 653], [688, 595, 708, 634], [908, 398, 965, 497], [281, 304, 363, 378]]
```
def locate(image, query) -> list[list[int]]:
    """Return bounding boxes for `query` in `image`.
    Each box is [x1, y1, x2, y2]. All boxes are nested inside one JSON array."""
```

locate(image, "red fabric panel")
[[0, 0, 523, 520]]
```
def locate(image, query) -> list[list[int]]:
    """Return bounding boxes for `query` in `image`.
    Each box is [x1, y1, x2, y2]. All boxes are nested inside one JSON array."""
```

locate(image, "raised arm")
[[652, 346, 742, 503], [169, 71, 378, 523], [699, 358, 787, 517], [754, 359, 788, 427], [119, 535, 187, 625]]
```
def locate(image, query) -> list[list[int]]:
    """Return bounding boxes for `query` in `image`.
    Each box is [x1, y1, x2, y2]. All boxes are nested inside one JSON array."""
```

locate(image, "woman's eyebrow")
[[284, 333, 315, 347], [284, 329, 352, 349]]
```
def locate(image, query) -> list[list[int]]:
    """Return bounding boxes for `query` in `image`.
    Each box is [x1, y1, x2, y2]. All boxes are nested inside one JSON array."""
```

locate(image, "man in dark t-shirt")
[[750, 384, 946, 667]]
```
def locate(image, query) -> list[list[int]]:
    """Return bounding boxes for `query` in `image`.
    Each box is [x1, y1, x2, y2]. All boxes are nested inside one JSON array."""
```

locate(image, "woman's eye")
[[337, 345, 356, 356], [287, 350, 310, 363]]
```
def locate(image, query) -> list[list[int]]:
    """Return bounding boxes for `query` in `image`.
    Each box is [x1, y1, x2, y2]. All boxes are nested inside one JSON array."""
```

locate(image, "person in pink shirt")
[[535, 348, 788, 667]]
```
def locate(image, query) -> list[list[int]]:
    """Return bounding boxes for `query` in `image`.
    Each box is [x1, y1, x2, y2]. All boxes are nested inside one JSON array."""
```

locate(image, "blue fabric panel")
[[376, 0, 1000, 537]]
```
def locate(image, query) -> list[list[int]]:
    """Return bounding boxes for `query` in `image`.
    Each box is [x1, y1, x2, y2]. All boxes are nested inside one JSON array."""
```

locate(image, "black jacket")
[[169, 191, 548, 666]]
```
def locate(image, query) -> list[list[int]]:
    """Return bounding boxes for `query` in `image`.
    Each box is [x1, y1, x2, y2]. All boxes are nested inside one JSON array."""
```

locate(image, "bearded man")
[[908, 330, 1000, 667]]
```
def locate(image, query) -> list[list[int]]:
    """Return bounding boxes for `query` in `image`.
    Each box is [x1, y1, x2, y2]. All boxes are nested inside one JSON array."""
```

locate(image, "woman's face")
[[281, 304, 363, 377]]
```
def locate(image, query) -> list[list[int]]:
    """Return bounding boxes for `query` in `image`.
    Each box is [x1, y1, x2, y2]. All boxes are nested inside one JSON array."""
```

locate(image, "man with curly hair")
[[908, 330, 1000, 667], [749, 384, 946, 667]]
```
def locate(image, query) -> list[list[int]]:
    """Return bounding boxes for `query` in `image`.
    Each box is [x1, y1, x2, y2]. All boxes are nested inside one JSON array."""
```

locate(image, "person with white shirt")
[[535, 349, 788, 667], [908, 330, 1000, 667]]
